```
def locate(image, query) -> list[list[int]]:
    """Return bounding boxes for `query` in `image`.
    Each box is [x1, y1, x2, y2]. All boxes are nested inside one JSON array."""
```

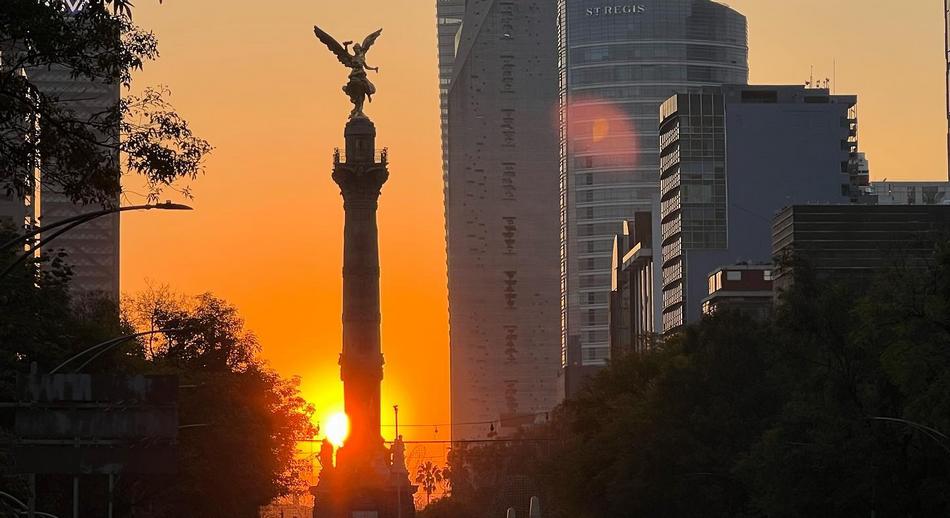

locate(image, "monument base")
[[311, 469, 416, 518]]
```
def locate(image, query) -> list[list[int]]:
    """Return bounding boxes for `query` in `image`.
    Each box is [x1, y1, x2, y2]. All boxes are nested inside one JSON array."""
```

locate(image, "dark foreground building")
[[659, 85, 861, 334], [701, 263, 773, 320], [772, 205, 950, 291], [30, 66, 121, 299], [1, 0, 122, 298]]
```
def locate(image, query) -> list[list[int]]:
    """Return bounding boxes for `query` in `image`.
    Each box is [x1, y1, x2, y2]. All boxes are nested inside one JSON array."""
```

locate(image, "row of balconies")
[[661, 217, 681, 243], [661, 192, 681, 221], [662, 259, 682, 289], [661, 283, 683, 312], [660, 169, 680, 196], [662, 238, 682, 265], [659, 126, 680, 150], [659, 148, 680, 174]]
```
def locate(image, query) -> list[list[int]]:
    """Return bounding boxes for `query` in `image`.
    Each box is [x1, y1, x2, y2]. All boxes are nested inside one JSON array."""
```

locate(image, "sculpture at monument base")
[[312, 434, 415, 518]]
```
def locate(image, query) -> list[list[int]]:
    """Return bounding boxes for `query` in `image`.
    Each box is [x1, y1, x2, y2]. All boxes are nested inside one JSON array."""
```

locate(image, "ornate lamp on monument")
[[310, 24, 416, 518]]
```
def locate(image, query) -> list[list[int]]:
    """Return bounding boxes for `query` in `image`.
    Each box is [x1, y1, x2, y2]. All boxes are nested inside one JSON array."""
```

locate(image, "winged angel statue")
[[313, 26, 383, 119]]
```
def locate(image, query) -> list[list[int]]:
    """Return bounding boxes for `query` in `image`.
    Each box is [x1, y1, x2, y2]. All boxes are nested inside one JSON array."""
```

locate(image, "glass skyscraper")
[[557, 0, 748, 393]]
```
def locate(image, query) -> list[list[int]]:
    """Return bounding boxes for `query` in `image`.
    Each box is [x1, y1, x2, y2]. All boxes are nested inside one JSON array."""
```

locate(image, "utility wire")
[[298, 438, 556, 444], [375, 410, 553, 428]]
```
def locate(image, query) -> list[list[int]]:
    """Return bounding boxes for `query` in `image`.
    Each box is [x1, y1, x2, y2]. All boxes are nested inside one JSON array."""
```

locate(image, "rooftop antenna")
[[393, 404, 399, 438]]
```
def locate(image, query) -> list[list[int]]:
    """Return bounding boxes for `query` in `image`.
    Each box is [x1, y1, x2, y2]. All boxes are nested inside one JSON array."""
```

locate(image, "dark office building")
[[558, 0, 748, 395], [31, 66, 121, 298], [444, 0, 561, 440], [772, 205, 950, 290], [18, 2, 122, 298], [659, 85, 861, 333]]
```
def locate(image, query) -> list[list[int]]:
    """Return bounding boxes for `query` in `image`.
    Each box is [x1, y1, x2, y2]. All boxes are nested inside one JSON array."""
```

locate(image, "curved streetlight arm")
[[0, 492, 62, 518], [868, 416, 950, 455], [73, 327, 177, 373], [0, 202, 193, 280], [0, 202, 193, 251], [0, 491, 27, 511], [50, 329, 175, 375], [0, 207, 113, 250], [0, 214, 97, 280]]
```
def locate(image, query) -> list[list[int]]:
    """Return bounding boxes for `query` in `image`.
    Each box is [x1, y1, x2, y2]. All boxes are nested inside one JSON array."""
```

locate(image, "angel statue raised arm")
[[313, 25, 383, 119]]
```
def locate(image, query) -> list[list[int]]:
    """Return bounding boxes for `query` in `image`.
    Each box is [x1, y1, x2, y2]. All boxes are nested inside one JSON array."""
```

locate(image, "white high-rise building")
[[441, 0, 562, 440]]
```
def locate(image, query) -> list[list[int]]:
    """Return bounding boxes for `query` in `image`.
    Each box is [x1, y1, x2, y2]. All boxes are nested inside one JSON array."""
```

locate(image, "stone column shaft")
[[333, 117, 389, 470]]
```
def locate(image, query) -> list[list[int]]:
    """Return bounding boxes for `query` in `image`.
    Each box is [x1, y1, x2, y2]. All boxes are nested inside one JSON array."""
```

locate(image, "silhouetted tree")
[[436, 242, 950, 517], [0, 0, 210, 205], [415, 461, 444, 506], [122, 291, 316, 516], [0, 261, 315, 516]]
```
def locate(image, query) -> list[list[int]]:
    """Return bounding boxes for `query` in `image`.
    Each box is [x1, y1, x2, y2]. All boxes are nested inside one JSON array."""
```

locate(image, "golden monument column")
[[310, 25, 416, 518]]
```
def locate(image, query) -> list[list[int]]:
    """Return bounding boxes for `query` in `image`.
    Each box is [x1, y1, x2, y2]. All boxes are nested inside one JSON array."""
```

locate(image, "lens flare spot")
[[325, 412, 350, 447], [592, 118, 610, 143]]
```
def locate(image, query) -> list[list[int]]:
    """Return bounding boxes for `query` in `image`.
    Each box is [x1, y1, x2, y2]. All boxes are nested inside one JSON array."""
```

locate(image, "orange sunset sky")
[[121, 0, 949, 443]]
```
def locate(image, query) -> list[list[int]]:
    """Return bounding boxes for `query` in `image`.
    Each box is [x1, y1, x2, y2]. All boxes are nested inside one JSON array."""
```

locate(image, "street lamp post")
[[0, 202, 192, 279], [1, 202, 193, 250]]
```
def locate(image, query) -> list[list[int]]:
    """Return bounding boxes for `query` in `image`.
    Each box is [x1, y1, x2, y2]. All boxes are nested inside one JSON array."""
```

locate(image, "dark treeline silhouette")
[[423, 242, 950, 518], [0, 237, 316, 517]]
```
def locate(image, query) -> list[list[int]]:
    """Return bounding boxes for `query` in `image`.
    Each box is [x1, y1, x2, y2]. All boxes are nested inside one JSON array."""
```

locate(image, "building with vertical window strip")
[[659, 85, 859, 333], [4, 1, 122, 298], [443, 0, 561, 440], [558, 0, 748, 395], [30, 67, 121, 299], [436, 0, 465, 200]]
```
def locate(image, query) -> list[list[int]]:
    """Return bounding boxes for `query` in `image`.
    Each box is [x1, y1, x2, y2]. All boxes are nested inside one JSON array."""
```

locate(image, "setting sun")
[[325, 412, 350, 447]]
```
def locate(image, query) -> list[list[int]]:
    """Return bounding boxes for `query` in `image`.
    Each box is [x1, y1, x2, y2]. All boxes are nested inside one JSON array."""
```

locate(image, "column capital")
[[333, 163, 389, 200]]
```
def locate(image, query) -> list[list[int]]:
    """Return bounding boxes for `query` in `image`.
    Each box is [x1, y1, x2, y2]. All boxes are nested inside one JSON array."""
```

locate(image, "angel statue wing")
[[361, 29, 383, 54], [313, 25, 354, 67]]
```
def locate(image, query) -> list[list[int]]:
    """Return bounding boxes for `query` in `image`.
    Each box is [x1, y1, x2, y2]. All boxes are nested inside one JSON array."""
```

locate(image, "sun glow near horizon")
[[324, 412, 350, 447]]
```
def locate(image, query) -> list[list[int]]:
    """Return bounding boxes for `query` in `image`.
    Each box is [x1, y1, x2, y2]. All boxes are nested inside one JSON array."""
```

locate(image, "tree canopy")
[[427, 243, 950, 518], [0, 245, 315, 516], [0, 0, 210, 205]]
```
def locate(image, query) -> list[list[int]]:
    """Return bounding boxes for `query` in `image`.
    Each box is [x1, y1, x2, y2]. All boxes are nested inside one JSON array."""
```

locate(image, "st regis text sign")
[[586, 5, 647, 16]]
